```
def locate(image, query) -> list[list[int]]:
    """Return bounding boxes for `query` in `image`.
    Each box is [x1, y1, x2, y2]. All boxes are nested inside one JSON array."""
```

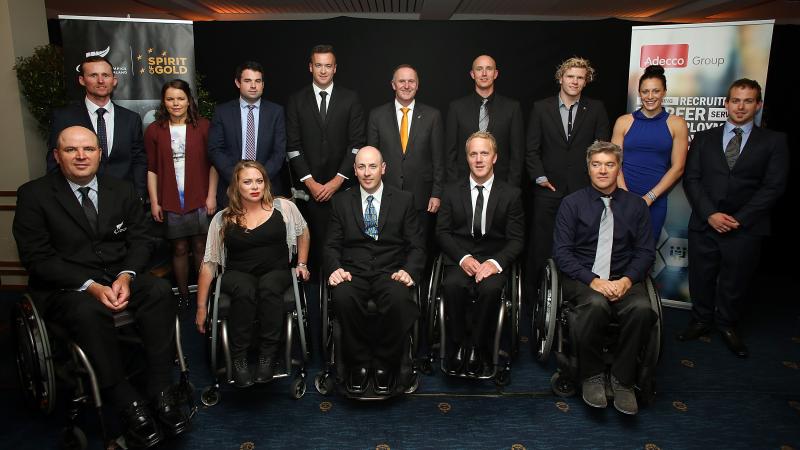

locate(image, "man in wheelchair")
[[13, 126, 190, 447], [325, 146, 425, 395], [552, 141, 656, 415], [436, 131, 524, 376]]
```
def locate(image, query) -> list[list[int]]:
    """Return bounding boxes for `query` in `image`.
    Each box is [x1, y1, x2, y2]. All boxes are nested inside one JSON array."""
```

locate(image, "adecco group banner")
[[628, 20, 774, 308], [59, 15, 196, 128]]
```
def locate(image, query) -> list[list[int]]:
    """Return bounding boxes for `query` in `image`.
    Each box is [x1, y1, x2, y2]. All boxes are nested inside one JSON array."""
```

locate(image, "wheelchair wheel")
[[494, 367, 511, 387], [418, 357, 434, 376], [404, 374, 420, 394], [426, 255, 443, 345], [13, 297, 57, 415], [315, 372, 334, 396], [645, 276, 664, 365], [533, 260, 559, 362], [509, 264, 521, 359], [290, 376, 307, 399], [200, 386, 220, 407], [550, 372, 576, 397], [60, 426, 87, 450]]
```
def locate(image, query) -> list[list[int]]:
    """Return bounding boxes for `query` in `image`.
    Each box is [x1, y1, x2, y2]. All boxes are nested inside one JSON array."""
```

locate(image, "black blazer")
[[367, 101, 445, 211], [47, 103, 147, 197], [525, 95, 609, 197], [684, 125, 789, 236], [324, 185, 425, 283], [287, 84, 365, 185], [13, 172, 152, 306], [436, 178, 525, 270], [446, 93, 525, 186], [207, 98, 286, 200]]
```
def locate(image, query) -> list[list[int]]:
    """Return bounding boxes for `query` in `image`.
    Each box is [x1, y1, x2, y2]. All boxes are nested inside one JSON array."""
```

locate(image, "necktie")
[[96, 107, 109, 159], [400, 107, 410, 153], [364, 195, 378, 240], [473, 185, 484, 239], [78, 186, 98, 233], [319, 91, 328, 121], [245, 105, 256, 160], [725, 127, 743, 169], [567, 103, 575, 139], [479, 98, 489, 132], [592, 196, 614, 280]]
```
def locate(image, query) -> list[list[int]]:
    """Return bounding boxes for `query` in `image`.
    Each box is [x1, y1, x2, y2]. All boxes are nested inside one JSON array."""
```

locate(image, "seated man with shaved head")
[[325, 146, 425, 395]]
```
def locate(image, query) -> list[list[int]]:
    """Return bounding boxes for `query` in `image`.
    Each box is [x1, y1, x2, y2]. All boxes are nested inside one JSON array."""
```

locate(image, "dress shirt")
[[458, 174, 502, 272], [85, 98, 115, 155], [239, 97, 261, 159], [395, 99, 415, 132], [558, 93, 580, 138], [722, 120, 754, 156], [553, 186, 654, 285], [359, 182, 384, 218]]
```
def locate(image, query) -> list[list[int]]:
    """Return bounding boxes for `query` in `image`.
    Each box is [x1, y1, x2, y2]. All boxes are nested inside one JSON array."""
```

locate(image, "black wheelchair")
[[532, 259, 663, 405], [13, 294, 196, 450], [200, 266, 311, 405], [425, 254, 522, 386], [314, 282, 422, 400]]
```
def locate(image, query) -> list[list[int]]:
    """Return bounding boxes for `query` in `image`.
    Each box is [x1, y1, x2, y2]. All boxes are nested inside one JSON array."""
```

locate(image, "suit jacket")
[[446, 92, 525, 186], [13, 172, 152, 306], [324, 184, 425, 283], [207, 98, 286, 200], [684, 124, 789, 236], [525, 95, 609, 197], [436, 178, 525, 270], [47, 102, 147, 197], [287, 84, 365, 185], [367, 101, 445, 211]]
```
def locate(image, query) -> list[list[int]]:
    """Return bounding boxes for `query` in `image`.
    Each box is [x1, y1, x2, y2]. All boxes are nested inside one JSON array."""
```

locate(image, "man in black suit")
[[680, 79, 789, 358], [14, 126, 188, 448], [367, 64, 445, 241], [47, 56, 147, 198], [287, 45, 365, 275], [325, 146, 424, 395], [446, 55, 525, 186], [208, 60, 286, 204], [525, 56, 609, 293], [436, 131, 525, 376]]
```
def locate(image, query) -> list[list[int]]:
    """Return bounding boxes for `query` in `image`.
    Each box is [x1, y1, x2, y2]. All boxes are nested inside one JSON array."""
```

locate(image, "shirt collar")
[[360, 182, 384, 204], [724, 120, 754, 135], [395, 99, 415, 111], [469, 174, 495, 191], [85, 97, 113, 114], [239, 97, 262, 109], [558, 94, 580, 109], [67, 176, 99, 194], [313, 82, 334, 97], [474, 91, 495, 104], [589, 185, 617, 201]]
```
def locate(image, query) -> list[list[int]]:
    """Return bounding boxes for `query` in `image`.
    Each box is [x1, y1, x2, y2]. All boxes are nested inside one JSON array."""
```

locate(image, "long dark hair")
[[155, 79, 200, 126]]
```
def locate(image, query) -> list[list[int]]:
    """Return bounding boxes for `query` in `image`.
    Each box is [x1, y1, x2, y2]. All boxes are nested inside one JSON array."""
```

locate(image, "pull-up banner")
[[628, 20, 774, 308], [59, 15, 196, 127]]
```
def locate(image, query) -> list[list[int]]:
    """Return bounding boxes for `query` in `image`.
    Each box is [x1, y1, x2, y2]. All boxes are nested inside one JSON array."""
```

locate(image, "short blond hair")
[[555, 56, 596, 83], [586, 140, 622, 166], [465, 131, 497, 155]]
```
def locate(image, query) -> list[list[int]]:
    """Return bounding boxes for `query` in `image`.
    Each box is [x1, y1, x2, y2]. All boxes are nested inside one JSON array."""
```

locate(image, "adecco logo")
[[640, 44, 689, 68]]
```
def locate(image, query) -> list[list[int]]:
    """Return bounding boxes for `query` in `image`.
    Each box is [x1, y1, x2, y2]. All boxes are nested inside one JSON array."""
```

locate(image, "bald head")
[[471, 54, 498, 95], [354, 146, 386, 193], [54, 126, 102, 185]]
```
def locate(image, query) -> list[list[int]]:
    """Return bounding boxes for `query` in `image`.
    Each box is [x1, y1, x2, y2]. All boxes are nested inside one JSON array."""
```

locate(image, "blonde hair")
[[465, 131, 497, 155], [222, 160, 274, 237], [555, 56, 596, 83]]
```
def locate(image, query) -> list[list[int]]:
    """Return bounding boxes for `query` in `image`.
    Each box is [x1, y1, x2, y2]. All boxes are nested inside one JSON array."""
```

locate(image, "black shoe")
[[120, 401, 162, 449], [232, 358, 254, 388], [254, 355, 274, 383], [447, 346, 465, 375], [719, 328, 749, 358], [373, 368, 395, 395], [154, 387, 190, 438], [677, 320, 712, 341], [347, 367, 369, 394], [466, 347, 481, 377]]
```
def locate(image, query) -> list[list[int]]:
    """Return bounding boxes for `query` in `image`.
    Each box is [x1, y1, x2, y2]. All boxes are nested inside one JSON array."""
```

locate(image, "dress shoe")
[[610, 375, 638, 415], [154, 387, 190, 437], [120, 401, 162, 448], [447, 346, 465, 375], [676, 320, 712, 341], [373, 368, 395, 395], [466, 347, 481, 377], [719, 328, 749, 358], [254, 355, 274, 383], [347, 367, 369, 394], [232, 358, 254, 388], [581, 373, 607, 409]]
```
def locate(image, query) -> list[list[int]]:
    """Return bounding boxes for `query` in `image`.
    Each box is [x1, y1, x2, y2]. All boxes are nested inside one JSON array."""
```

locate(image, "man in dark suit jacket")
[[14, 126, 188, 447], [208, 61, 286, 205], [525, 56, 609, 292], [680, 79, 789, 358], [367, 64, 445, 239], [325, 146, 424, 395], [446, 55, 525, 187], [437, 132, 525, 376], [287, 45, 365, 275], [47, 56, 147, 198]]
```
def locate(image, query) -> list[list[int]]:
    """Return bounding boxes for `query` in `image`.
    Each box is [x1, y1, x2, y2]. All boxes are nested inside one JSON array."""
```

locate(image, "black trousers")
[[330, 273, 419, 370], [561, 277, 656, 386], [222, 269, 291, 360], [526, 194, 563, 300], [442, 264, 506, 350], [298, 198, 331, 280], [688, 229, 762, 328], [43, 274, 176, 395]]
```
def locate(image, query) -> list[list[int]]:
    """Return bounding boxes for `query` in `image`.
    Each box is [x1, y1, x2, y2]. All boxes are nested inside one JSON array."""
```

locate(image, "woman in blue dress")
[[612, 65, 689, 239]]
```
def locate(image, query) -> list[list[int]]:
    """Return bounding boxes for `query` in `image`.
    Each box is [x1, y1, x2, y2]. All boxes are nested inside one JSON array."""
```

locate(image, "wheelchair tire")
[[418, 357, 434, 376], [290, 376, 307, 399], [550, 372, 577, 397], [404, 374, 420, 394], [14, 297, 57, 415], [510, 264, 521, 359], [494, 367, 511, 387], [534, 260, 559, 363], [426, 255, 443, 345], [200, 386, 220, 407], [645, 276, 664, 365], [315, 372, 334, 396], [60, 426, 87, 450]]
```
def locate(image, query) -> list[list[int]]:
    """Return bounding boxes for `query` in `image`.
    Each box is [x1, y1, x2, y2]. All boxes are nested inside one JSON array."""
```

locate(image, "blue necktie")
[[364, 195, 378, 240]]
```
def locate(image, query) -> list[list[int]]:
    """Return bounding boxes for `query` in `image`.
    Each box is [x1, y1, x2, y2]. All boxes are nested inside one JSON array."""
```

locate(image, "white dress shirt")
[[85, 98, 115, 155]]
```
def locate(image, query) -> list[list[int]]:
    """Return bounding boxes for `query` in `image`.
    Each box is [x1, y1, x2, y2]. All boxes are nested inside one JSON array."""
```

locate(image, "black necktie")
[[725, 127, 743, 169], [473, 185, 484, 239], [567, 103, 575, 139], [78, 186, 98, 233], [319, 91, 328, 122], [96, 107, 108, 159]]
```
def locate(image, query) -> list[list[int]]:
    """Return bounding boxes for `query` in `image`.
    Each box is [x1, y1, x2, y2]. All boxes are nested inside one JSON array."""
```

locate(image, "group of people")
[[12, 43, 788, 446]]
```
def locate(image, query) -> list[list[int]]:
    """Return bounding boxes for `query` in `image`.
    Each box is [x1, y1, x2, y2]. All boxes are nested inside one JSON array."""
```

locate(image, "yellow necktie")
[[400, 107, 409, 153]]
